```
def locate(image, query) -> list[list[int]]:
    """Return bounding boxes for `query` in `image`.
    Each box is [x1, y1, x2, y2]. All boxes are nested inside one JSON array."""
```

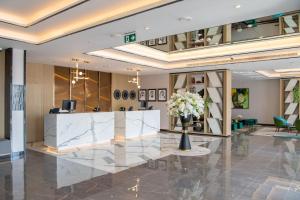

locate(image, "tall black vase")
[[179, 115, 192, 150]]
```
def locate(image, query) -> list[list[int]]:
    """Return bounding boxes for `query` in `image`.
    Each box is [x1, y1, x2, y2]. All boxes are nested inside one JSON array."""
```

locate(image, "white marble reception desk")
[[115, 110, 160, 140], [44, 110, 160, 150]]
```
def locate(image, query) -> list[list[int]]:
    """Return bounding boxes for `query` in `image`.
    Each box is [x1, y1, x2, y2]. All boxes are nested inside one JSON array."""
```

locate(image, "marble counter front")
[[115, 110, 160, 140], [44, 112, 115, 150], [44, 110, 160, 150]]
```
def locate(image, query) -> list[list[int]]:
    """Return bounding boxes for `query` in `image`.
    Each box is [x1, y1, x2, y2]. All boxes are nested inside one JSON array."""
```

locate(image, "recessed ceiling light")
[[144, 26, 151, 30], [235, 5, 241, 9], [178, 16, 193, 21]]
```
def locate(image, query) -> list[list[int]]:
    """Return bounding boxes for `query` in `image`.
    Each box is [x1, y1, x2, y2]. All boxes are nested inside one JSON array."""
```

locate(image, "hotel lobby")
[[1, 0, 300, 199]]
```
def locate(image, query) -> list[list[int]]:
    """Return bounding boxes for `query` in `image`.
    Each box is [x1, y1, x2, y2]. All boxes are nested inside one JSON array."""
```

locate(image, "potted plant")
[[167, 91, 204, 150], [293, 87, 300, 103]]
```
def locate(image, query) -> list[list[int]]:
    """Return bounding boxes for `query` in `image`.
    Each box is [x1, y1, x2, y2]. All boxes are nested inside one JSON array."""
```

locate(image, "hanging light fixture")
[[127, 68, 141, 88], [71, 58, 89, 85]]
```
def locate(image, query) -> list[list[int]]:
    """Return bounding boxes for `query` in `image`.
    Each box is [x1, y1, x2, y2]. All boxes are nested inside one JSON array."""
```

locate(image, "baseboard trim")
[[258, 123, 275, 126]]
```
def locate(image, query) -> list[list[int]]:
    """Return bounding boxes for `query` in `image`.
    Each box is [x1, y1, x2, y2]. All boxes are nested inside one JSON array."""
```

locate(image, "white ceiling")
[[0, 0, 299, 75]]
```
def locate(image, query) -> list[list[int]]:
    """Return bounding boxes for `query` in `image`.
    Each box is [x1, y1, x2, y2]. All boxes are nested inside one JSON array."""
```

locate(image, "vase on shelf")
[[179, 115, 192, 151]]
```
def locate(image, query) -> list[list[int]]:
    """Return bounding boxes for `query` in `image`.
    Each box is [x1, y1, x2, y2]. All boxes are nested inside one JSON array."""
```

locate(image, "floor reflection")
[[1, 132, 300, 199]]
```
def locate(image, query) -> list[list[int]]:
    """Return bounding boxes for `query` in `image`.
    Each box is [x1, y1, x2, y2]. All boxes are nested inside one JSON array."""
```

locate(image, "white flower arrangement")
[[167, 91, 204, 118]]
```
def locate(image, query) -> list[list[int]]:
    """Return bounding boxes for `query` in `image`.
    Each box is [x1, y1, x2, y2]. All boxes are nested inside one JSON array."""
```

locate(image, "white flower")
[[167, 91, 204, 118]]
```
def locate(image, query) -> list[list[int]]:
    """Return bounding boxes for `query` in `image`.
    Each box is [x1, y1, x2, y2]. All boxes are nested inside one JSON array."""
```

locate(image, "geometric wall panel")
[[285, 79, 297, 91]]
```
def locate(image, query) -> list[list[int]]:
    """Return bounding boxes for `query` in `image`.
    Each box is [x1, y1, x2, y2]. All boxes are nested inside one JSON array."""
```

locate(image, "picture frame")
[[140, 41, 147, 46], [157, 37, 167, 45], [147, 89, 156, 101], [157, 88, 167, 102], [232, 88, 249, 109], [148, 39, 156, 46], [138, 89, 147, 101]]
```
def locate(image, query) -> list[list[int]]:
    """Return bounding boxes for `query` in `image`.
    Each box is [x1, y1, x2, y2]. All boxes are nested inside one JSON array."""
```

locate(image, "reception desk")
[[44, 110, 160, 150]]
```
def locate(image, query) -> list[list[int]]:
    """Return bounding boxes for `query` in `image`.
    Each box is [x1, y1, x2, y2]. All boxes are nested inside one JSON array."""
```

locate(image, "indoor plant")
[[167, 91, 204, 150]]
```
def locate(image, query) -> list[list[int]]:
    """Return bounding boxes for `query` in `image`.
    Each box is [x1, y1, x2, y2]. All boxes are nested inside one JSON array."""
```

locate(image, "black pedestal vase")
[[179, 115, 192, 150]]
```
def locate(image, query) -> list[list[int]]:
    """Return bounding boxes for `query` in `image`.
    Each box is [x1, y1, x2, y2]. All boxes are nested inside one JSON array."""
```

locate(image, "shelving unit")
[[169, 70, 231, 136], [280, 78, 300, 124], [279, 13, 300, 35]]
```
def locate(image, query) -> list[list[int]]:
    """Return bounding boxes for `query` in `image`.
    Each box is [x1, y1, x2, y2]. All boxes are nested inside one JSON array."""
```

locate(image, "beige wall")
[[140, 74, 170, 130], [232, 79, 280, 124], [26, 63, 54, 142], [0, 51, 5, 138], [111, 73, 138, 111]]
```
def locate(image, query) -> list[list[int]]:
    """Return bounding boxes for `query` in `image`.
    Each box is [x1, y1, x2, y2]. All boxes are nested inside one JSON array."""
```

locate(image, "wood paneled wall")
[[54, 66, 112, 112], [26, 63, 54, 142], [111, 73, 138, 111]]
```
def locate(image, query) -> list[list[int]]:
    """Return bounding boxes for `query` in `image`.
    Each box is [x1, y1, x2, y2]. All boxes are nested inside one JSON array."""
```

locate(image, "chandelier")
[[127, 68, 141, 88], [71, 59, 89, 85]]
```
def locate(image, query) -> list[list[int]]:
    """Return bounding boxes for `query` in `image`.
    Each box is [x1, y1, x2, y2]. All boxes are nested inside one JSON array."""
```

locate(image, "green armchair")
[[273, 116, 293, 132], [294, 119, 300, 135]]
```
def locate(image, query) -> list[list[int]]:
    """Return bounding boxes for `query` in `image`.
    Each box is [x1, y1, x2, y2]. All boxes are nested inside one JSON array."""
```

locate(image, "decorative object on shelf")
[[167, 91, 204, 150], [148, 89, 156, 101], [232, 88, 249, 109], [129, 90, 137, 100], [127, 68, 141, 88], [158, 88, 167, 101], [122, 90, 129, 100], [148, 39, 156, 46], [293, 87, 300, 103], [113, 89, 121, 100], [158, 37, 167, 45], [70, 58, 89, 85], [204, 96, 213, 111], [138, 89, 147, 101]]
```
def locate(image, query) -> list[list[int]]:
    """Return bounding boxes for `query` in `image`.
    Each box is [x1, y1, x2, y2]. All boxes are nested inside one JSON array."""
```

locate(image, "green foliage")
[[204, 96, 213, 110], [293, 87, 300, 103]]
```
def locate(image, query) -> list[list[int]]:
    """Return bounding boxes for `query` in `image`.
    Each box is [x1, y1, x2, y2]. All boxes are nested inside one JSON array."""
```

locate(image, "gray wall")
[[140, 74, 170, 130], [0, 51, 4, 138], [232, 79, 280, 124]]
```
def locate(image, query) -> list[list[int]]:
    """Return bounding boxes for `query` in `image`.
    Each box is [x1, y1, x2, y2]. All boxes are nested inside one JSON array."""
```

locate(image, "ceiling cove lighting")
[[0, 0, 171, 44], [0, 0, 84, 26], [275, 68, 300, 73]]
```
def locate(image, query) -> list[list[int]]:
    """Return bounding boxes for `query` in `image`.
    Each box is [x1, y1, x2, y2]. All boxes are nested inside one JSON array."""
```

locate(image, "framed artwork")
[[122, 90, 129, 100], [232, 88, 249, 109], [113, 89, 121, 100], [158, 37, 167, 45], [138, 89, 147, 101], [148, 39, 156, 46], [129, 90, 136, 100], [140, 41, 147, 46], [158, 88, 167, 101], [148, 89, 156, 101]]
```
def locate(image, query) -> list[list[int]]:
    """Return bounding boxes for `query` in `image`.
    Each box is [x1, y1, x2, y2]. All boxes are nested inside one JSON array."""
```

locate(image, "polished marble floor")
[[1, 132, 300, 200]]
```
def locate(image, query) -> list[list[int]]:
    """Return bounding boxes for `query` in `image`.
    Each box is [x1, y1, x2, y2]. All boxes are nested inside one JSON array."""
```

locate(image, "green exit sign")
[[124, 32, 136, 43]]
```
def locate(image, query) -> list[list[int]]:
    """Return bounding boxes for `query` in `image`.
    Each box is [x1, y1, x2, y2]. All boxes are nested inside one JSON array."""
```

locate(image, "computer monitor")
[[62, 100, 77, 112], [140, 101, 148, 109]]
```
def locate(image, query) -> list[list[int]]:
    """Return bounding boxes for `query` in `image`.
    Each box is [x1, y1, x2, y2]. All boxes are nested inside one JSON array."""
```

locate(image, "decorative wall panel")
[[71, 75, 85, 113], [206, 71, 224, 135], [99, 72, 112, 111], [12, 85, 24, 111], [54, 66, 112, 112], [54, 67, 70, 108], [280, 78, 299, 125], [85, 70, 99, 112]]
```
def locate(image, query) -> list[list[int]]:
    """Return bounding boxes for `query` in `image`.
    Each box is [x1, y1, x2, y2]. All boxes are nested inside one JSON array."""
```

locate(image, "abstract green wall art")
[[232, 88, 249, 109]]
